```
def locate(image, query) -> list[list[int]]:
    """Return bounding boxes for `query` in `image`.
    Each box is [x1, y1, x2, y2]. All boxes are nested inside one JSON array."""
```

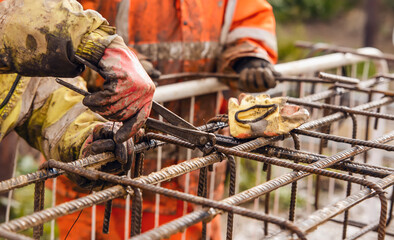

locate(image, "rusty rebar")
[[213, 144, 388, 239], [342, 113, 358, 239], [197, 166, 208, 239], [0, 229, 33, 240], [156, 72, 337, 84], [319, 72, 360, 84], [330, 218, 394, 237], [264, 164, 272, 236], [0, 185, 127, 233], [33, 181, 45, 239], [38, 160, 308, 240], [102, 200, 112, 234], [131, 188, 143, 237], [295, 41, 394, 62], [226, 155, 236, 240], [333, 83, 394, 97], [345, 222, 379, 240], [0, 153, 115, 194], [288, 133, 301, 222], [288, 97, 394, 121], [292, 129, 394, 151], [269, 175, 394, 240], [260, 145, 394, 178], [133, 130, 394, 240]]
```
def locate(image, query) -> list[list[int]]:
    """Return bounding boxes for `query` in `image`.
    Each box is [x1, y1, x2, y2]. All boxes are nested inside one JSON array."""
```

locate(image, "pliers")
[[55, 78, 216, 152]]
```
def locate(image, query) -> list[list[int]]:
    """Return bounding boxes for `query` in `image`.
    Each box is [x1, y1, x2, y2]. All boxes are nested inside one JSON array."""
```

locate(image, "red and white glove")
[[83, 37, 155, 144]]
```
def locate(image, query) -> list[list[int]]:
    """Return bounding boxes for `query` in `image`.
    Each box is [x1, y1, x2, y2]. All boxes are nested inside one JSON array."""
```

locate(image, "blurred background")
[[272, 0, 393, 63]]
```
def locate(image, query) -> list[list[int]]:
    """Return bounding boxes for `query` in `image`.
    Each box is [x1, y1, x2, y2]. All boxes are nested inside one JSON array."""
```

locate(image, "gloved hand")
[[83, 37, 155, 144], [233, 57, 279, 92], [228, 93, 309, 139], [140, 59, 161, 79], [0, 0, 115, 77], [68, 122, 134, 190]]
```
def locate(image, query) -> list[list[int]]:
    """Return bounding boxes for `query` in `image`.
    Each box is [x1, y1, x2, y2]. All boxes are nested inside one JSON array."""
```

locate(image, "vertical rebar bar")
[[342, 113, 358, 239], [226, 155, 236, 240], [264, 164, 272, 236], [288, 133, 301, 222], [33, 181, 45, 239], [197, 166, 208, 239], [131, 188, 143, 237]]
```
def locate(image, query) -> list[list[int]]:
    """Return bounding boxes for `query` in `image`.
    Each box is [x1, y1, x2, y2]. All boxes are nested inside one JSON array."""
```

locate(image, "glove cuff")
[[76, 25, 117, 66], [218, 40, 271, 73]]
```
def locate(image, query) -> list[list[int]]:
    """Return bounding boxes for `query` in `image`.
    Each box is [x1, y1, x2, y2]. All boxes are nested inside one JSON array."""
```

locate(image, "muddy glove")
[[140, 59, 161, 79], [69, 122, 134, 190], [228, 93, 309, 139], [83, 37, 155, 144], [233, 57, 279, 92], [0, 0, 115, 77]]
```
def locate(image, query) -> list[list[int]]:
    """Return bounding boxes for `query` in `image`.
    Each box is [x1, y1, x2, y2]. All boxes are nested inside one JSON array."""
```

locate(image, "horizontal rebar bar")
[[269, 174, 394, 239], [333, 83, 394, 97], [0, 229, 34, 240], [261, 145, 394, 178], [134, 131, 394, 239], [0, 185, 127, 233], [295, 41, 394, 62], [329, 219, 394, 238], [157, 72, 336, 84], [292, 129, 394, 151], [37, 160, 307, 240], [298, 97, 393, 130], [0, 153, 115, 194], [345, 223, 379, 240], [319, 72, 360, 85], [288, 97, 394, 121]]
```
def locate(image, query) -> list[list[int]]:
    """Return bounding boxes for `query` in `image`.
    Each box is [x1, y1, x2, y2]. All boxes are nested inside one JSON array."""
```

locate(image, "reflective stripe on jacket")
[[79, 0, 277, 73]]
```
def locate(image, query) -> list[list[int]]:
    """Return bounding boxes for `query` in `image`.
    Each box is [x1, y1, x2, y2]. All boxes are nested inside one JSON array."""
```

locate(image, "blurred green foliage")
[[10, 155, 58, 239], [270, 0, 359, 22]]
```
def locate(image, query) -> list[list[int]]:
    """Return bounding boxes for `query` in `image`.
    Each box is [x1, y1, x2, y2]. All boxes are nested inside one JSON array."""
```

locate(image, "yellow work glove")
[[228, 93, 309, 139], [0, 0, 116, 77]]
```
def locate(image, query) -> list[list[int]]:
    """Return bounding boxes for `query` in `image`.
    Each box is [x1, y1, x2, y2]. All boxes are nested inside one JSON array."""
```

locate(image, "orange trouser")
[[56, 194, 221, 240]]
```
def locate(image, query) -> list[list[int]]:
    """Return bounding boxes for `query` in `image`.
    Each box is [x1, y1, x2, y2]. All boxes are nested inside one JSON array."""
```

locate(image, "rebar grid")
[[0, 68, 393, 240]]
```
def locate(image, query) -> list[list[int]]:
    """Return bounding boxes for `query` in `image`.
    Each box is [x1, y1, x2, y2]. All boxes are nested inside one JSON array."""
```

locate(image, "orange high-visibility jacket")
[[80, 0, 277, 73], [55, 1, 277, 239]]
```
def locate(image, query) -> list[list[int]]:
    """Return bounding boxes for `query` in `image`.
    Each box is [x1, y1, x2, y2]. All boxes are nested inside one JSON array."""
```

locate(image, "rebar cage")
[[0, 45, 393, 240]]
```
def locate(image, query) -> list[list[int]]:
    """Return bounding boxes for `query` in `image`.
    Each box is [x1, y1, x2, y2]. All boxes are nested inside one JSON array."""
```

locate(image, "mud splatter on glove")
[[83, 37, 155, 144], [69, 122, 134, 190], [233, 57, 279, 93], [228, 93, 309, 139]]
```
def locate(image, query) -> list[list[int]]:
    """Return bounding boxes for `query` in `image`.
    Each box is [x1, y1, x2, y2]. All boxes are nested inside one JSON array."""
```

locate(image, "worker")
[[0, 0, 154, 231], [50, 0, 278, 239]]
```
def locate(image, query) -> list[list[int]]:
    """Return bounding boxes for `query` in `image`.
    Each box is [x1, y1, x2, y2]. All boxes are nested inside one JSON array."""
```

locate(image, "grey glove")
[[233, 57, 279, 92], [74, 122, 134, 190], [140, 59, 161, 78]]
